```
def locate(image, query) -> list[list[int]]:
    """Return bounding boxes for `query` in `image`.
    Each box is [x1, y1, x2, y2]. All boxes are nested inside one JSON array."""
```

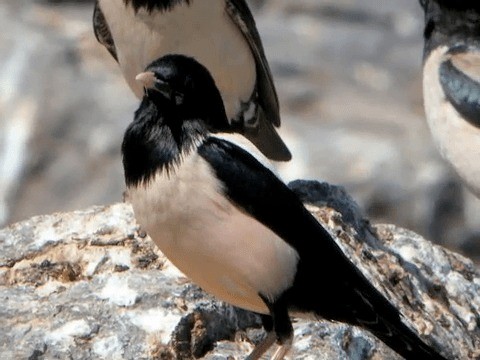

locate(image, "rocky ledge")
[[0, 181, 479, 359]]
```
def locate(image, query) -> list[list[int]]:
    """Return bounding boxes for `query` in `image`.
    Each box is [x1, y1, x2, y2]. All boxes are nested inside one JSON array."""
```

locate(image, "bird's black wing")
[[93, 1, 118, 61], [198, 136, 395, 313], [198, 136, 446, 360], [225, 1, 291, 161], [225, 0, 279, 126], [440, 52, 480, 128]]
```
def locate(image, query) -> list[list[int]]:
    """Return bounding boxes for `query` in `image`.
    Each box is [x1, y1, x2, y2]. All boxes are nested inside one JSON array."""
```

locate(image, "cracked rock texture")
[[1, 182, 479, 359]]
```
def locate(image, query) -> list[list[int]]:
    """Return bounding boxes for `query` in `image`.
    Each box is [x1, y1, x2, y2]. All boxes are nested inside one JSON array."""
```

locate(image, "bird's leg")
[[268, 300, 293, 360], [246, 315, 276, 360], [271, 336, 292, 360], [245, 331, 276, 360], [248, 295, 293, 360]]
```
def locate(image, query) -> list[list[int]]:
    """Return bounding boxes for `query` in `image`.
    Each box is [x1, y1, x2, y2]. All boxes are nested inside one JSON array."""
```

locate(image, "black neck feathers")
[[123, 0, 191, 13], [122, 97, 206, 187]]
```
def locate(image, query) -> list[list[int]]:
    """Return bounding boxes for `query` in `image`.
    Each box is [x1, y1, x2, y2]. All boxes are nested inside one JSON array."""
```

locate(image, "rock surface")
[[1, 0, 480, 263], [1, 181, 479, 359]]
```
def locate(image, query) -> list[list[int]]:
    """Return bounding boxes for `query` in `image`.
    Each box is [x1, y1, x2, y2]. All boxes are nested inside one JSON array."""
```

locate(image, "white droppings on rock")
[[36, 280, 64, 297], [36, 226, 61, 248], [84, 252, 108, 277], [109, 248, 133, 269], [100, 204, 136, 231], [92, 335, 123, 359], [394, 243, 418, 262], [46, 319, 92, 346], [445, 272, 464, 295], [98, 275, 138, 307], [129, 309, 181, 343]]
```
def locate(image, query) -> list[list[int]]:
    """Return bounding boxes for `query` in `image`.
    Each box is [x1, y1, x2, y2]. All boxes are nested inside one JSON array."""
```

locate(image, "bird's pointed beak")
[[135, 71, 172, 99], [135, 71, 157, 90]]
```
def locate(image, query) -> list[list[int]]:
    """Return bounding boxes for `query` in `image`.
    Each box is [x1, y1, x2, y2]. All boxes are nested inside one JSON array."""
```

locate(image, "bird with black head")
[[122, 54, 448, 360]]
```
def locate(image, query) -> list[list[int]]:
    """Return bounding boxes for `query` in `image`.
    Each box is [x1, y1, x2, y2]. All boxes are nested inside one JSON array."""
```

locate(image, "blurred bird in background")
[[93, 0, 291, 161], [420, 0, 480, 197]]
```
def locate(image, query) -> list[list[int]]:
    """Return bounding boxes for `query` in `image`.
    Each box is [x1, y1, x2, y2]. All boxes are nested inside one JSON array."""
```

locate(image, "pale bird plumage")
[[127, 147, 298, 315], [423, 48, 480, 197], [97, 0, 255, 119]]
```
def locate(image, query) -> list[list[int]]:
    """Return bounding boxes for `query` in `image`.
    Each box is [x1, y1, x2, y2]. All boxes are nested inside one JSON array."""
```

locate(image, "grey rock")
[[1, 181, 479, 359]]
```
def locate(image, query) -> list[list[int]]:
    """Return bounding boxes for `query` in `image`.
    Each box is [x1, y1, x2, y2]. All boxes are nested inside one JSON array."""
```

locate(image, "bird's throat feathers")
[[123, 0, 191, 13], [122, 99, 207, 187]]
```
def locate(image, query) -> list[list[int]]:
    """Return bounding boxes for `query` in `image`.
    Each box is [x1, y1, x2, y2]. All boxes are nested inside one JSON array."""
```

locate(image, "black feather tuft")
[[123, 0, 191, 13]]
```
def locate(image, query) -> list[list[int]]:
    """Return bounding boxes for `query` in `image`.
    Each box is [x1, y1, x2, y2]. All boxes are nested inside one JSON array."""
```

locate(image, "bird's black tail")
[[340, 280, 449, 360]]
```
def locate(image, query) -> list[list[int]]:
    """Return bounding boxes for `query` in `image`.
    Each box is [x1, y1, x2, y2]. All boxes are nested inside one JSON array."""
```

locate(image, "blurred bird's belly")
[[127, 152, 299, 314], [423, 46, 480, 196], [98, 0, 256, 119]]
